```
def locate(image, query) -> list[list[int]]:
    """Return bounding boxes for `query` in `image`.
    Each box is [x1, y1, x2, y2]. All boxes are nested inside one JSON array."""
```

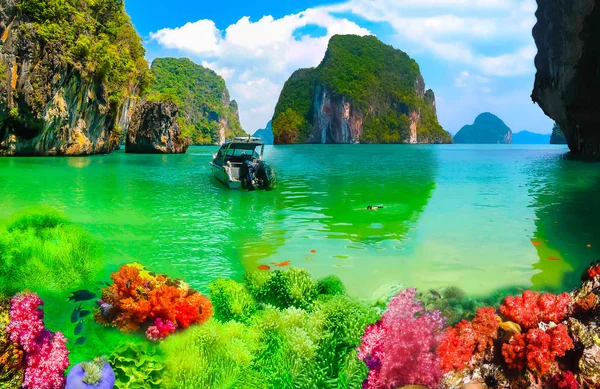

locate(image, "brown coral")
[[0, 297, 24, 388]]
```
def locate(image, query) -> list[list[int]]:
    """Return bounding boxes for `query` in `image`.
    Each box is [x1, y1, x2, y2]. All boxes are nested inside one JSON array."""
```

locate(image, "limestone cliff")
[[0, 0, 149, 156], [532, 0, 600, 157], [272, 35, 451, 144], [126, 101, 189, 154]]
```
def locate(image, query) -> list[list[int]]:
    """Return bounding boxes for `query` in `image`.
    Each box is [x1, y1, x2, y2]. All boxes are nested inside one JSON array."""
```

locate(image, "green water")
[[1, 144, 598, 301]]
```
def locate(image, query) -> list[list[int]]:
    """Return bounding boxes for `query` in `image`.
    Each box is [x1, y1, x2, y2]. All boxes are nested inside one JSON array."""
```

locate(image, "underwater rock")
[[126, 101, 190, 154], [532, 0, 600, 157]]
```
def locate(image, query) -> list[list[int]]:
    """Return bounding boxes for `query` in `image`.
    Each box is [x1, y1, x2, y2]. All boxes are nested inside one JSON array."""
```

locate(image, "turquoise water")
[[1, 144, 597, 300]]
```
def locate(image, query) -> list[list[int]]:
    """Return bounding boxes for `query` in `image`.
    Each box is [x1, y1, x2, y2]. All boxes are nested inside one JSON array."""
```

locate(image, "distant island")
[[253, 121, 274, 145], [272, 35, 452, 145], [512, 131, 550, 144], [454, 113, 512, 144]]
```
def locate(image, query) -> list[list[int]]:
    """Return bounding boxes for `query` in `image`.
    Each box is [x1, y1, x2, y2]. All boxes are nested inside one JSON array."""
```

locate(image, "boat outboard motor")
[[240, 160, 256, 190], [255, 161, 276, 190]]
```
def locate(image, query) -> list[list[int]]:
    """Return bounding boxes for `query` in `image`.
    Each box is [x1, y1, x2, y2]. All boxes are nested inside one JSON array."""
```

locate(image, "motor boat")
[[210, 137, 276, 190]]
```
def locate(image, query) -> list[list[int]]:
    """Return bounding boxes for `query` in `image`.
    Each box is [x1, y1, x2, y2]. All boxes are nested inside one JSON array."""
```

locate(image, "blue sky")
[[125, 0, 554, 135]]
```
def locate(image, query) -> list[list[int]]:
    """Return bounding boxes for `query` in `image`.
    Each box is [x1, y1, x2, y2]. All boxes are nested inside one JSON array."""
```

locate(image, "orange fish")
[[548, 256, 561, 261], [270, 261, 291, 267], [531, 240, 542, 247], [310, 250, 317, 254], [305, 258, 312, 261], [257, 265, 271, 271], [588, 244, 592, 248]]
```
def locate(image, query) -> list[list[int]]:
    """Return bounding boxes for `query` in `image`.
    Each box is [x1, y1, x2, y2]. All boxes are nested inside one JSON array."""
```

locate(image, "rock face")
[[532, 0, 600, 157], [126, 101, 189, 154], [454, 113, 512, 144], [253, 121, 274, 145], [0, 0, 148, 156], [272, 35, 451, 144], [148, 58, 246, 145]]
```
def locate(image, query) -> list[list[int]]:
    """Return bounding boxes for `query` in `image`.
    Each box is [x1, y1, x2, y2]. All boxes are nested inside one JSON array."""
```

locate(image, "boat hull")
[[210, 163, 241, 189]]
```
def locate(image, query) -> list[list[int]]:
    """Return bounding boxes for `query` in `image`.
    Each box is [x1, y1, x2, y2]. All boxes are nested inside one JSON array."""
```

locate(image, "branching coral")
[[6, 292, 70, 389], [358, 288, 445, 389], [438, 307, 499, 373], [546, 371, 578, 389], [499, 291, 571, 330], [209, 278, 256, 323], [502, 324, 573, 375], [96, 264, 213, 340]]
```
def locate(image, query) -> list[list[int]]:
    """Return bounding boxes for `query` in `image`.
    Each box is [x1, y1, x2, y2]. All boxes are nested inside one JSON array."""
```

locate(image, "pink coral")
[[358, 288, 445, 389], [499, 291, 571, 330], [502, 324, 573, 375], [146, 318, 177, 341], [547, 371, 578, 389], [6, 292, 70, 389]]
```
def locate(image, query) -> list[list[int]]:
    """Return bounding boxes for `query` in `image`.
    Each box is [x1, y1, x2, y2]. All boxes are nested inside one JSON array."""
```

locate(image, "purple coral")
[[7, 292, 70, 389], [358, 288, 445, 389], [145, 318, 177, 341]]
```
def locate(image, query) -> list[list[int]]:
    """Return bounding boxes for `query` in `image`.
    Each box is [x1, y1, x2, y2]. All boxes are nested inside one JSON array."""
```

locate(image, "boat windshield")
[[214, 143, 263, 166]]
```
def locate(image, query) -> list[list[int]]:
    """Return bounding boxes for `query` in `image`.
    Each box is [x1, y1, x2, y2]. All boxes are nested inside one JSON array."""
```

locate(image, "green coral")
[[0, 209, 101, 296], [317, 275, 347, 297], [147, 58, 246, 145], [110, 342, 165, 389], [273, 34, 451, 144], [161, 269, 378, 389], [209, 278, 257, 323]]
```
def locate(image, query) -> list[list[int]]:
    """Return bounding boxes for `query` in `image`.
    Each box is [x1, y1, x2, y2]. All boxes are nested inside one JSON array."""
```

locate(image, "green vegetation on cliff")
[[147, 58, 246, 145], [550, 123, 567, 144], [272, 35, 450, 144], [14, 0, 151, 104]]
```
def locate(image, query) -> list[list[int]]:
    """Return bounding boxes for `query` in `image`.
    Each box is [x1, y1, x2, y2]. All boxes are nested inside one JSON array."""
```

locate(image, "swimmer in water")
[[367, 205, 384, 210]]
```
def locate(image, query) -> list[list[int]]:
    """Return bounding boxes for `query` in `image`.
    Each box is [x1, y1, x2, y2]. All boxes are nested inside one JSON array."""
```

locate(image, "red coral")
[[546, 371, 578, 389], [500, 291, 571, 330], [97, 264, 213, 339], [438, 307, 499, 373], [502, 324, 573, 375]]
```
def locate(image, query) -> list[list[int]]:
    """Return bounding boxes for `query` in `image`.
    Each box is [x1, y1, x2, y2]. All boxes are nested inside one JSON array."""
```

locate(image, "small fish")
[[429, 289, 442, 299], [531, 240, 542, 247], [126, 280, 132, 289], [305, 258, 312, 261], [310, 250, 317, 254], [68, 290, 97, 302], [71, 305, 82, 323], [74, 337, 86, 345], [79, 310, 91, 318], [270, 261, 291, 267], [149, 272, 157, 277], [257, 265, 271, 271], [548, 256, 561, 261], [588, 244, 592, 248], [74, 321, 84, 336], [498, 320, 521, 334]]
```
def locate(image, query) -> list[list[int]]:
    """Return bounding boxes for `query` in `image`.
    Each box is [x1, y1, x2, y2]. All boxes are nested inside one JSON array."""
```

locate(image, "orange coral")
[[96, 264, 213, 339]]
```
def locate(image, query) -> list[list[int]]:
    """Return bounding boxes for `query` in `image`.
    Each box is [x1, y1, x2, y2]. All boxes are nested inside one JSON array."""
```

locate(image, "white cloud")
[[149, 0, 540, 133]]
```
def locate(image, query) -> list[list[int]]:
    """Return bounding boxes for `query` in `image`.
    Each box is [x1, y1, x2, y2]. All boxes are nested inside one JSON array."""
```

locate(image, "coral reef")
[[96, 264, 213, 340], [109, 342, 165, 389], [6, 292, 70, 389], [0, 297, 24, 389], [358, 288, 445, 389], [209, 278, 256, 323], [499, 290, 571, 330]]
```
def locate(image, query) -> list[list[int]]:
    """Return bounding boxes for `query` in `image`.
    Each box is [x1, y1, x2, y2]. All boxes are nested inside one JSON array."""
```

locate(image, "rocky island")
[[453, 113, 512, 144], [145, 58, 246, 147], [272, 35, 451, 144], [532, 0, 600, 157]]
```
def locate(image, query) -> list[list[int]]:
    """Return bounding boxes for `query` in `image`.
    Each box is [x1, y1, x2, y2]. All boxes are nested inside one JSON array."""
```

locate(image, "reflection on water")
[[528, 154, 600, 292], [1, 144, 591, 299]]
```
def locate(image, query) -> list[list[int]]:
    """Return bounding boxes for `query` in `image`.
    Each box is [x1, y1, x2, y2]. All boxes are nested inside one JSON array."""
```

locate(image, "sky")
[[125, 0, 554, 135]]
